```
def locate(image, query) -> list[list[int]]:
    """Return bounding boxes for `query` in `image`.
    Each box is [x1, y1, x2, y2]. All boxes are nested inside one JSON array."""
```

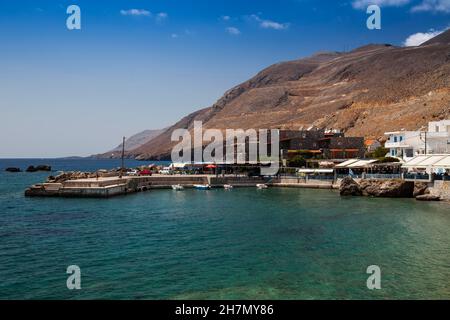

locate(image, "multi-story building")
[[384, 120, 450, 162], [427, 120, 450, 154], [384, 131, 424, 161], [279, 128, 365, 160]]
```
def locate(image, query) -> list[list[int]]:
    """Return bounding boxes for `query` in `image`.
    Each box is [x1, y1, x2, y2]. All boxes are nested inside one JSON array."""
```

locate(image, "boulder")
[[5, 167, 21, 172], [416, 194, 441, 201], [26, 165, 51, 172], [360, 179, 414, 198], [414, 182, 430, 197], [340, 177, 362, 196]]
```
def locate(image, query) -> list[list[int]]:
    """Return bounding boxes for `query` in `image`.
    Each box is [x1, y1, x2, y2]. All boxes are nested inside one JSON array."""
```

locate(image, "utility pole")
[[424, 131, 427, 155], [119, 136, 125, 179], [420, 130, 428, 155]]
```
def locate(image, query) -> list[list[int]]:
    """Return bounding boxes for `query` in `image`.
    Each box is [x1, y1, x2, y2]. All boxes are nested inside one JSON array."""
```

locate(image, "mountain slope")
[[130, 31, 450, 160], [96, 129, 166, 158]]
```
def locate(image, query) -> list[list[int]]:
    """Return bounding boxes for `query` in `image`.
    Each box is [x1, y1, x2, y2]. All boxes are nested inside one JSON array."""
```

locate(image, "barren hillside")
[[130, 31, 450, 160]]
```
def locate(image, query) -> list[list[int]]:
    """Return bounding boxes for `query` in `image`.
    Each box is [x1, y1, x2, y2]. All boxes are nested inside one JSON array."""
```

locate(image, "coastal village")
[[20, 119, 450, 202]]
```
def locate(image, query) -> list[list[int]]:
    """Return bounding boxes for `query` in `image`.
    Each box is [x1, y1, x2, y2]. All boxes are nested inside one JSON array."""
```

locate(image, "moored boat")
[[194, 184, 211, 190], [172, 184, 184, 191], [256, 184, 268, 189], [224, 184, 233, 190]]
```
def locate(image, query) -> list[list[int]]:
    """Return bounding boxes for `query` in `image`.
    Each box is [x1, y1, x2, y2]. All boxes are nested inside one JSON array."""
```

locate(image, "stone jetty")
[[25, 174, 269, 198]]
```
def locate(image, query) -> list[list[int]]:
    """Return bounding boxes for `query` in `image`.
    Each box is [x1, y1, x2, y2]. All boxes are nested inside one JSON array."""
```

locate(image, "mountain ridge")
[[126, 30, 450, 160]]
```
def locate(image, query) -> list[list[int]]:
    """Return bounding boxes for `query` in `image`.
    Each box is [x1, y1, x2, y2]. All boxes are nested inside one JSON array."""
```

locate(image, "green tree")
[[288, 155, 306, 168], [369, 146, 389, 159]]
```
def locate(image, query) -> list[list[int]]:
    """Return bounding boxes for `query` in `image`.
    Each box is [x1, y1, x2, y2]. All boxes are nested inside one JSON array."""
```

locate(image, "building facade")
[[427, 120, 450, 154], [280, 129, 365, 160], [384, 131, 423, 161], [384, 120, 450, 162]]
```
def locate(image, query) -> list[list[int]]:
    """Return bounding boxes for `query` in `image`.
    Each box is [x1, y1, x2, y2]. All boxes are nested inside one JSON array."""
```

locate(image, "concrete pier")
[[24, 175, 270, 198]]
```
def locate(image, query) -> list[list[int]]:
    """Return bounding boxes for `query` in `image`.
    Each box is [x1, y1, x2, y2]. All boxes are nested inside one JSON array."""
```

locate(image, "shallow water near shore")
[[0, 159, 449, 299]]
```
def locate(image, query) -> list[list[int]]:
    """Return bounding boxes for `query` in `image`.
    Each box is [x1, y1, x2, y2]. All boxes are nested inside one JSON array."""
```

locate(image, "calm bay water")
[[0, 159, 449, 299]]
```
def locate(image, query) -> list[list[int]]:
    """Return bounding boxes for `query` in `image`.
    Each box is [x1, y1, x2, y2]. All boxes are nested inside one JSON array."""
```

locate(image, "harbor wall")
[[271, 177, 339, 189]]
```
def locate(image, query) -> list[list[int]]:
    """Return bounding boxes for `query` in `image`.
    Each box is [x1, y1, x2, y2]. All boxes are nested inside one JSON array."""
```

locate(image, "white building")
[[384, 120, 450, 162], [384, 131, 424, 162], [427, 120, 450, 154]]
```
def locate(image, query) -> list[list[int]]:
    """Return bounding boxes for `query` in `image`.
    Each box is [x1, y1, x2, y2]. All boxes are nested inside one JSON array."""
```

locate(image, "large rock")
[[416, 194, 441, 201], [340, 177, 362, 196], [341, 178, 415, 198], [26, 165, 51, 172], [5, 167, 21, 172], [360, 179, 414, 198], [414, 182, 430, 197]]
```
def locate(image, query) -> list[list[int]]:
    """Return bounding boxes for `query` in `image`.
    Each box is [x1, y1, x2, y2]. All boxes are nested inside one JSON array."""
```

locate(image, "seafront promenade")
[[24, 173, 450, 201], [24, 174, 344, 198]]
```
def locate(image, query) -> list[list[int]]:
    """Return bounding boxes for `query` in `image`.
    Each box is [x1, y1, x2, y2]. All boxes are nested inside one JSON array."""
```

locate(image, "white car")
[[126, 169, 139, 176]]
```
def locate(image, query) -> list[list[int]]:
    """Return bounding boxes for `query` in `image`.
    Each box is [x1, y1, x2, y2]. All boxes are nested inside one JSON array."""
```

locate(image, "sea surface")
[[0, 158, 449, 300]]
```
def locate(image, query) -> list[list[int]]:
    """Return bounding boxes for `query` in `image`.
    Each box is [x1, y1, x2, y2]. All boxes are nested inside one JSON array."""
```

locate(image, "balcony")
[[385, 142, 411, 148], [427, 131, 450, 139]]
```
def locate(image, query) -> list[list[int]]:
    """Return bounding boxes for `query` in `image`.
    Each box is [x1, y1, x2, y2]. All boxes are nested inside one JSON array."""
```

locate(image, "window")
[[405, 149, 414, 157], [394, 136, 398, 143], [400, 136, 403, 142]]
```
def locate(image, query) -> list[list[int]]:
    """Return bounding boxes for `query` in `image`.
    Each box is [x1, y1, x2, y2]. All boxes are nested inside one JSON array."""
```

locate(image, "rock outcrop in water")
[[339, 177, 363, 196], [416, 194, 441, 201], [359, 179, 414, 198], [340, 177, 415, 198], [26, 165, 51, 172], [413, 182, 430, 198], [5, 167, 21, 172]]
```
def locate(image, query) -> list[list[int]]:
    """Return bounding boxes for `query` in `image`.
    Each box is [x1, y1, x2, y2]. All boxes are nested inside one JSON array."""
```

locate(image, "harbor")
[[23, 171, 450, 201], [24, 174, 271, 198]]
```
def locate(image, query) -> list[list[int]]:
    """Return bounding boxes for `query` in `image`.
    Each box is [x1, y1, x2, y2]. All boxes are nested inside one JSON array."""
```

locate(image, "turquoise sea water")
[[0, 159, 449, 300]]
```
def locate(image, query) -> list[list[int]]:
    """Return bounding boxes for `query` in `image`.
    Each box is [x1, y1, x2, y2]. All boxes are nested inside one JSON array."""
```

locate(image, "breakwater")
[[24, 175, 270, 198]]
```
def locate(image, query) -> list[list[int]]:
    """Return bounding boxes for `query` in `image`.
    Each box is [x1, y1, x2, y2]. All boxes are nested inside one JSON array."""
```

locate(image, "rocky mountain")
[[96, 129, 166, 158], [129, 30, 450, 160]]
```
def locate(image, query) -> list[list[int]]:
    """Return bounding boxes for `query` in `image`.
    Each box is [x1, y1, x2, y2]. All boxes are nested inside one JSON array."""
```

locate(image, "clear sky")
[[1, 0, 449, 158]]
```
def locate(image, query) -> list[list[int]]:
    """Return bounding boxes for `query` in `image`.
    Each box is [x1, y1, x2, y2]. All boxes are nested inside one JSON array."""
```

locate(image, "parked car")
[[139, 169, 152, 176], [127, 169, 139, 176]]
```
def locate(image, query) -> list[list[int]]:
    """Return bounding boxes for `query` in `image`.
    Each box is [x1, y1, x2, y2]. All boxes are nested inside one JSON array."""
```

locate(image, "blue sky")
[[1, 0, 449, 157]]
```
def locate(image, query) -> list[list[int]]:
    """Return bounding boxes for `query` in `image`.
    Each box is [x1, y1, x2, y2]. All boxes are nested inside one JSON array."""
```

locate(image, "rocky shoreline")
[[339, 177, 439, 201]]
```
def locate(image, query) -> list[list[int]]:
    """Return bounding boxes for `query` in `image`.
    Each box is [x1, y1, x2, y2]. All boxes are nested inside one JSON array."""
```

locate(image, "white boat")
[[194, 184, 211, 190], [224, 184, 234, 190], [256, 184, 269, 189], [172, 184, 184, 191]]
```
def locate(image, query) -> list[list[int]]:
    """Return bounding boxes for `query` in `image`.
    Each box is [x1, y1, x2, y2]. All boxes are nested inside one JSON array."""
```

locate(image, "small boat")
[[172, 184, 184, 191], [256, 184, 269, 189], [223, 184, 234, 190], [194, 184, 211, 190]]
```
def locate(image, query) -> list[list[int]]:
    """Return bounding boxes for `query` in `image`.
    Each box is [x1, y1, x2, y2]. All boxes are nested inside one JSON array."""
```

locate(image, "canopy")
[[335, 159, 377, 168], [335, 159, 359, 168], [297, 169, 334, 174], [403, 155, 450, 169], [347, 160, 378, 168], [171, 163, 188, 169]]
